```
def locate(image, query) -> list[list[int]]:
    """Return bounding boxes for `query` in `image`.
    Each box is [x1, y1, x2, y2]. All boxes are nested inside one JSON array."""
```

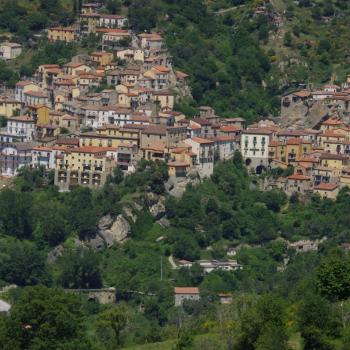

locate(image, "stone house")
[[174, 287, 200, 306]]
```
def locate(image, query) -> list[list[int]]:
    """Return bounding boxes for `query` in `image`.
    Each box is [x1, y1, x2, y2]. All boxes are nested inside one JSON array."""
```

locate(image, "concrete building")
[[241, 129, 273, 172], [7, 116, 36, 141], [0, 299, 11, 314], [0, 142, 32, 176], [174, 287, 200, 306], [184, 137, 214, 178], [48, 27, 77, 42], [198, 260, 243, 273], [0, 42, 22, 60], [0, 97, 21, 117], [54, 146, 115, 190]]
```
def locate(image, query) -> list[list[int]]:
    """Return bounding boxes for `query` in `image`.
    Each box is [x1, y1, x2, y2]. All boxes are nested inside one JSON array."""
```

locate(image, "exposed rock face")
[[122, 205, 137, 223], [167, 176, 201, 198], [47, 244, 65, 263], [157, 216, 170, 227], [98, 214, 131, 247], [149, 196, 166, 219]]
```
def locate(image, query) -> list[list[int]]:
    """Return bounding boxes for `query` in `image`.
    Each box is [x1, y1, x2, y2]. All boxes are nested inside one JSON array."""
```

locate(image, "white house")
[[7, 116, 36, 141], [240, 128, 273, 171], [198, 260, 243, 273], [99, 14, 128, 29], [31, 146, 66, 170], [0, 42, 22, 60], [212, 136, 237, 161], [23, 90, 50, 107], [81, 106, 132, 128], [0, 143, 32, 176], [184, 136, 214, 178], [15, 81, 41, 103]]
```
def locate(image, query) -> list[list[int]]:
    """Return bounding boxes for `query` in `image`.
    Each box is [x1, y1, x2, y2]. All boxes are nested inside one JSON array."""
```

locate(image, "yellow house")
[[0, 97, 21, 117], [268, 140, 285, 162], [313, 183, 339, 199], [320, 118, 343, 132], [80, 125, 140, 148], [36, 64, 62, 89], [319, 153, 346, 171], [285, 138, 312, 165], [80, 131, 121, 148], [48, 27, 77, 42], [64, 63, 91, 76], [55, 146, 115, 189], [28, 105, 51, 126], [268, 138, 312, 165], [152, 91, 174, 109], [313, 153, 347, 184], [15, 81, 41, 101], [168, 145, 196, 178], [91, 51, 114, 67], [80, 13, 100, 34], [60, 147, 113, 172], [319, 131, 346, 148], [340, 167, 350, 188]]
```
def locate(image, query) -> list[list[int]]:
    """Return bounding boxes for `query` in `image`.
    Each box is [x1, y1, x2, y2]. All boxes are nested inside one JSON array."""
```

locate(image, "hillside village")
[[0, 1, 350, 202]]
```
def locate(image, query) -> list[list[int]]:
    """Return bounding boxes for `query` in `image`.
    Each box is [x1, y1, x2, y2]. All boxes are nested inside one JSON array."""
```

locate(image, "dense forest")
[[1, 155, 350, 349]]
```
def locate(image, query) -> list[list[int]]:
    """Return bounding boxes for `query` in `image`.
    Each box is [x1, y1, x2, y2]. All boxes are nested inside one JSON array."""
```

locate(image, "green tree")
[[172, 329, 194, 350], [97, 304, 128, 347], [56, 248, 102, 289], [236, 294, 289, 350], [0, 285, 92, 350], [0, 239, 49, 286], [316, 256, 350, 301], [298, 293, 340, 350]]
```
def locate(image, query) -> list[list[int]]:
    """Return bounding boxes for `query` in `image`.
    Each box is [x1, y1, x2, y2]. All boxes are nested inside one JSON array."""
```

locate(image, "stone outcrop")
[[149, 195, 166, 219], [98, 214, 131, 247]]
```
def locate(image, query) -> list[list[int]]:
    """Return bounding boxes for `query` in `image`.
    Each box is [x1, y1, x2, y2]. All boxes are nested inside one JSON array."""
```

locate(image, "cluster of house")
[[240, 115, 350, 199], [281, 81, 350, 120], [0, 5, 244, 191]]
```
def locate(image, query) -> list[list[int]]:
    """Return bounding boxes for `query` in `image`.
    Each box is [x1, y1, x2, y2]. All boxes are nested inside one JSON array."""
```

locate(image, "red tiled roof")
[[16, 81, 35, 87], [320, 153, 347, 161], [142, 125, 167, 135], [174, 287, 199, 294], [288, 174, 311, 181], [8, 115, 34, 122], [292, 90, 311, 98], [220, 125, 241, 132], [286, 138, 303, 145], [190, 137, 215, 144], [314, 183, 338, 191], [322, 118, 343, 126], [243, 128, 273, 135], [277, 130, 308, 137]]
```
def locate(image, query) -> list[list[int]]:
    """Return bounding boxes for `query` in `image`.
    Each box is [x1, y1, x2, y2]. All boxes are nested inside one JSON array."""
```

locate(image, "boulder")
[[98, 214, 114, 231], [122, 205, 137, 223], [98, 214, 131, 247], [149, 196, 166, 219]]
